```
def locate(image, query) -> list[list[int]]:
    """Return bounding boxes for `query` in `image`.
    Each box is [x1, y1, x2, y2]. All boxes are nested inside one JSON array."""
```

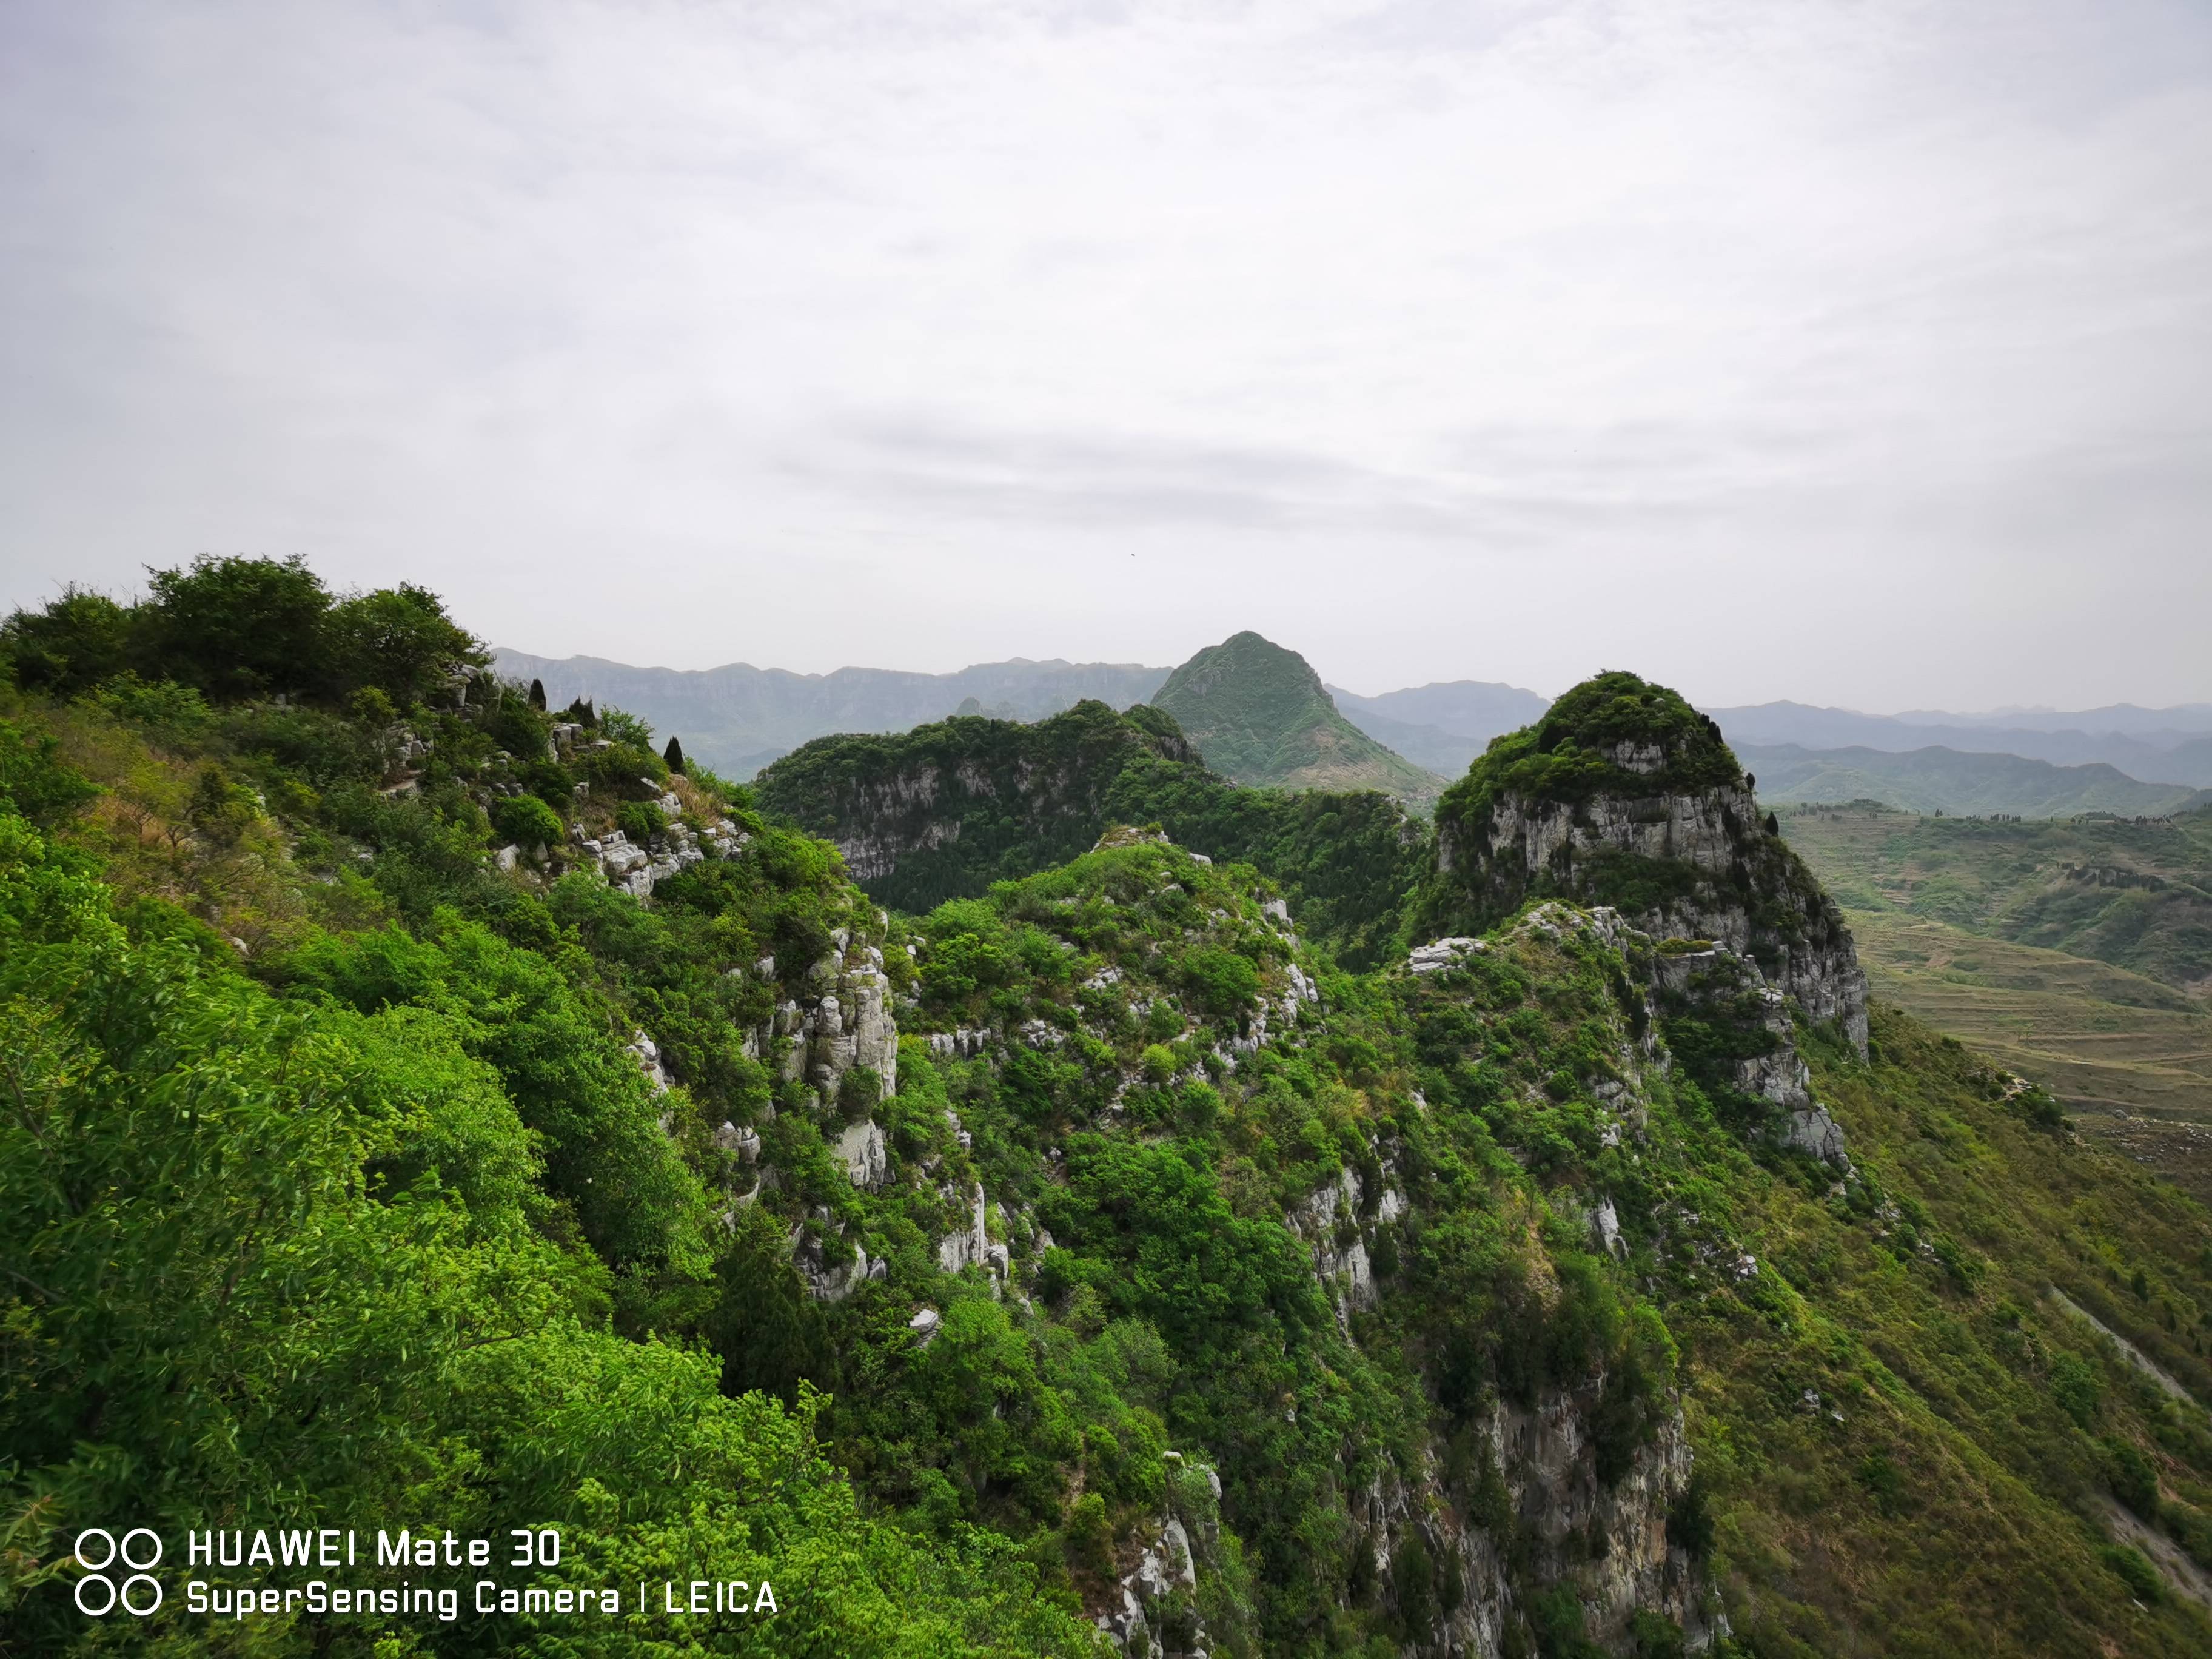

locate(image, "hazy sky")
[[4, 1, 2209, 708]]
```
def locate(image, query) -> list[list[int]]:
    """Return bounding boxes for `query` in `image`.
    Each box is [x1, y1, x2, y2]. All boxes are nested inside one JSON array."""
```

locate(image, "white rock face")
[[756, 947, 899, 1108], [936, 1182, 1010, 1293], [714, 1121, 762, 1162], [838, 1119, 890, 1190], [1407, 936, 1486, 974], [788, 1227, 885, 1302], [1424, 1390, 1721, 1659], [1651, 942, 1854, 1170], [1285, 1168, 1378, 1323], [1594, 1196, 1624, 1258], [627, 1031, 669, 1093], [1441, 756, 1869, 1054]]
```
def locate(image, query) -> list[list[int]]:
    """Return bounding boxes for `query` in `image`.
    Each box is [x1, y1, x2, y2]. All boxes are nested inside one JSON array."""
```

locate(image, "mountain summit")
[[1152, 631, 1443, 805]]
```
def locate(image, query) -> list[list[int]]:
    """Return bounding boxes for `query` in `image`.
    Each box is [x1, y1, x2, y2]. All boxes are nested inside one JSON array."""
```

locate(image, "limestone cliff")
[[756, 699, 1198, 913], [1418, 671, 1868, 1054]]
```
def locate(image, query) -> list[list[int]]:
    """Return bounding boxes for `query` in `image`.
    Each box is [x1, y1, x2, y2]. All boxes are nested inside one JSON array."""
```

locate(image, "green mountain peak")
[[1153, 631, 1443, 805]]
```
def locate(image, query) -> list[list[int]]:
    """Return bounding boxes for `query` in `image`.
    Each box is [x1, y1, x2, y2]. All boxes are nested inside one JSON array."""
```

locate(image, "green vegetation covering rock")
[[757, 698, 1429, 968], [5, 573, 2212, 1656], [1151, 631, 1444, 806], [1418, 671, 1866, 1051]]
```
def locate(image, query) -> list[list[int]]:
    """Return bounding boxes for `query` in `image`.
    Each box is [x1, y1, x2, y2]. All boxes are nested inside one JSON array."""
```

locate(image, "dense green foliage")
[[1150, 631, 1441, 805], [10, 572, 2212, 1657], [0, 810, 1097, 1657], [3, 557, 482, 706], [759, 700, 1430, 968]]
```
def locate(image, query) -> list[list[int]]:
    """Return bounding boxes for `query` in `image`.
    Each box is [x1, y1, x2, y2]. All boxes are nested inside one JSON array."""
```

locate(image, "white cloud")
[[2, 0, 2208, 708]]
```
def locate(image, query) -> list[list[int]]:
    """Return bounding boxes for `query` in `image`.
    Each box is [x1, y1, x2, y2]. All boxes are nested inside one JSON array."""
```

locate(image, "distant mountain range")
[[495, 644, 2212, 816], [1738, 743, 2212, 819], [1705, 701, 2212, 786], [1325, 681, 1552, 776], [489, 649, 1169, 777]]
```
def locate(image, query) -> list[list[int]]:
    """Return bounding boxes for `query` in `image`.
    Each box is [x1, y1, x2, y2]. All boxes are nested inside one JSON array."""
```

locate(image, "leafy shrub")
[[0, 720, 96, 827], [492, 792, 564, 850], [615, 799, 666, 842], [0, 585, 134, 694], [1856, 1451, 1907, 1517], [1182, 946, 1260, 1021], [838, 1064, 883, 1118], [2051, 1353, 2102, 1428], [2104, 1437, 2159, 1518], [2100, 1543, 2162, 1603]]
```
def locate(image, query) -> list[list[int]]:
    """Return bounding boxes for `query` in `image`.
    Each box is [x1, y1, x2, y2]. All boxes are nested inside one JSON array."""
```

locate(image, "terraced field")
[[1848, 909, 2212, 1201]]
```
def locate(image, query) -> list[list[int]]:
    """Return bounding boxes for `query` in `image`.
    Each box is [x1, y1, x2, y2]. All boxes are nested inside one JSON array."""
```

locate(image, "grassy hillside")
[[1743, 743, 2210, 818], [1779, 801, 2212, 994], [1153, 632, 1444, 806], [12, 572, 2212, 1656], [1843, 910, 2212, 1202]]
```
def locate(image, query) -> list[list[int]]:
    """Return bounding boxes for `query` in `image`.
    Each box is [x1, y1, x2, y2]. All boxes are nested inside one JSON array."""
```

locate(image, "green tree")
[[324, 581, 484, 705], [0, 586, 133, 694], [142, 554, 332, 699]]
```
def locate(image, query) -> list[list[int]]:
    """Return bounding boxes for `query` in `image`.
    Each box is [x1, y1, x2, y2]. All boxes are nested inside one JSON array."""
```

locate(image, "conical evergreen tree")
[[529, 677, 547, 711], [663, 736, 686, 776]]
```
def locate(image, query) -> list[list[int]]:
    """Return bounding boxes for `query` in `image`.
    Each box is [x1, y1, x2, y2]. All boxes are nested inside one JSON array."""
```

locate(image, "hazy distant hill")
[[1894, 701, 2212, 736], [1329, 679, 1552, 774], [1711, 700, 2212, 785], [1153, 631, 1444, 805], [491, 649, 1169, 777], [1742, 742, 2211, 817]]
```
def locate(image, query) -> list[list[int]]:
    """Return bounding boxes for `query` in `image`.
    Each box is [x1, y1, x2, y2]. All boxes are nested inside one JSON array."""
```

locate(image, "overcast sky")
[[4, 0, 2208, 709]]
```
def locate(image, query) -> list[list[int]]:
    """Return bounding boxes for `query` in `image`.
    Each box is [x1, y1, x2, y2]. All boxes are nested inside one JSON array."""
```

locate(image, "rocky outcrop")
[[837, 1119, 890, 1190], [755, 933, 899, 1110], [789, 1218, 886, 1302], [1651, 940, 1854, 1170], [1421, 1390, 1721, 1655], [1285, 1166, 1401, 1326], [573, 802, 746, 898], [755, 700, 1198, 912], [1094, 1456, 1227, 1658], [1426, 675, 1869, 1056], [937, 1181, 1011, 1291]]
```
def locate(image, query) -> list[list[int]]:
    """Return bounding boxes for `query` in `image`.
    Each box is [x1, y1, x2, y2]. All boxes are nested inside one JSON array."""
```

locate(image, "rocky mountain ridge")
[[1421, 671, 1870, 1055]]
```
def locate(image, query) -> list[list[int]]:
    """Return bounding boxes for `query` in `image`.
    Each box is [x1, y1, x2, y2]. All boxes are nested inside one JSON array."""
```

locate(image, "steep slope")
[[1741, 741, 2205, 817], [1416, 671, 1869, 1050], [491, 647, 1171, 778], [1153, 632, 1444, 806], [1841, 907, 2212, 1199], [755, 699, 1428, 967]]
